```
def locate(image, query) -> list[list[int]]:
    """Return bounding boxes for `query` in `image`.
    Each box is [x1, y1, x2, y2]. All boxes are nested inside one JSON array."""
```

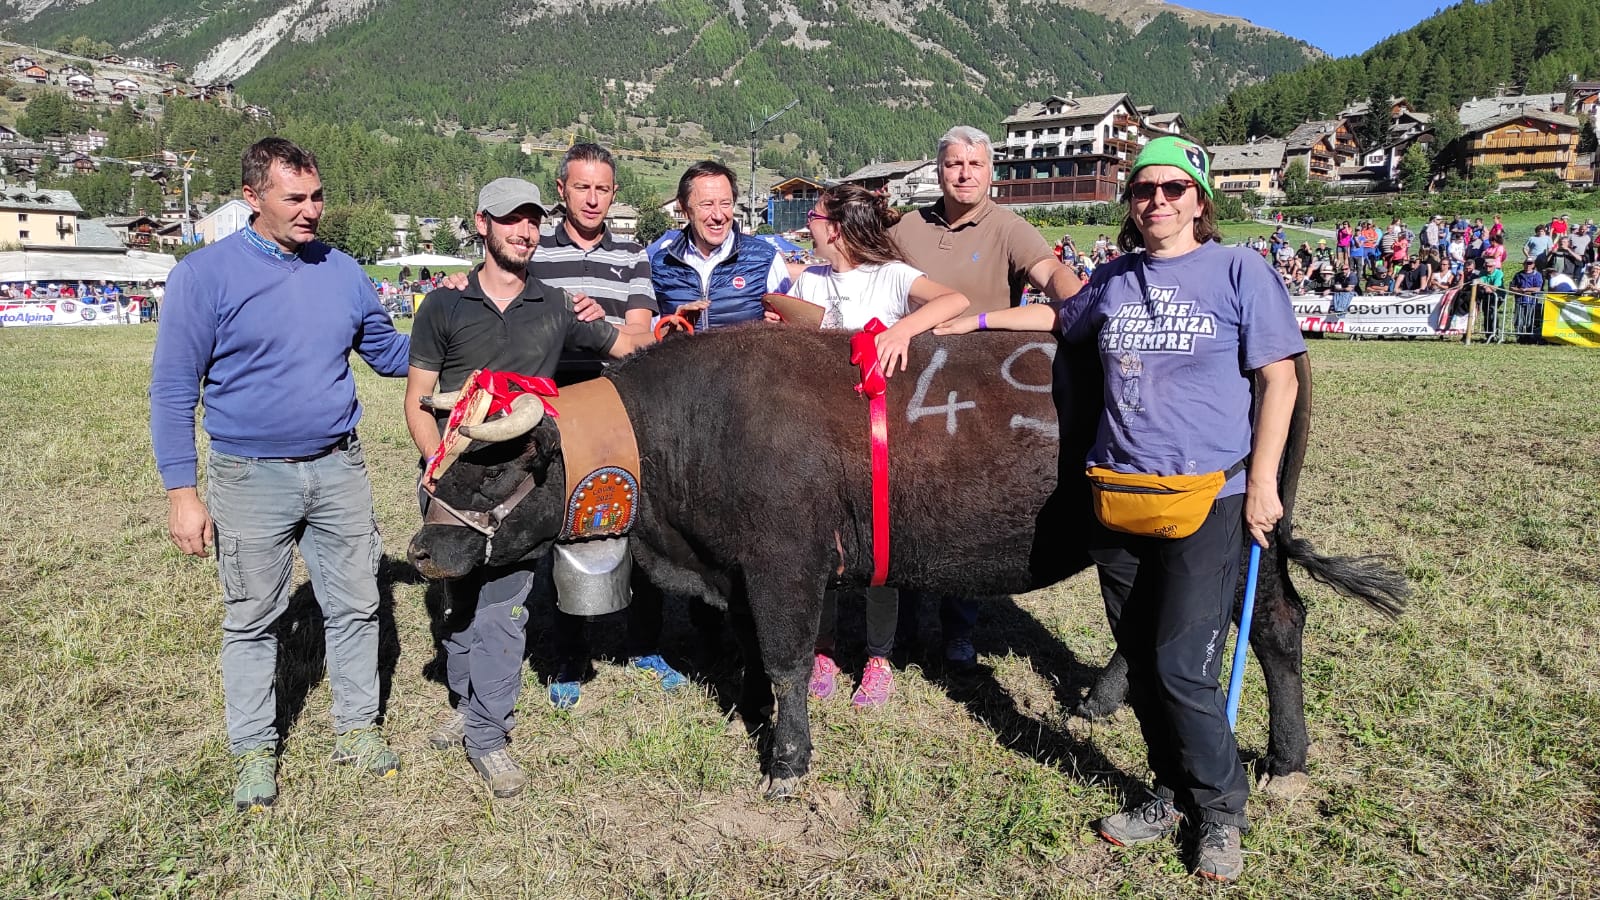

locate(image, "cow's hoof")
[[1257, 770, 1311, 799], [761, 773, 802, 799]]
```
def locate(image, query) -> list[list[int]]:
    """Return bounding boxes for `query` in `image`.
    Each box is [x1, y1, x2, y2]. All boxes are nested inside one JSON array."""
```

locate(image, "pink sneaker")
[[852, 656, 894, 709], [809, 653, 841, 701]]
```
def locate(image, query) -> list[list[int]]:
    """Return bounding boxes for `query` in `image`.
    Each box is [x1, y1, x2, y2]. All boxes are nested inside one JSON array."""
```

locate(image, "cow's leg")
[[1073, 649, 1130, 720], [742, 568, 825, 800], [1247, 543, 1311, 795], [726, 594, 773, 727]]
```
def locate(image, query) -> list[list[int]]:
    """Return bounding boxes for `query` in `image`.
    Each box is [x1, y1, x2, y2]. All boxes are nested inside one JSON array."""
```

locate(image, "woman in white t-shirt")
[[790, 184, 971, 378], [786, 184, 970, 709]]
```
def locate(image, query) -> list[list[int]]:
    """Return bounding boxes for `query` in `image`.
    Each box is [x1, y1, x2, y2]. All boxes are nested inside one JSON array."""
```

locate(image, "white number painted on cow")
[[907, 347, 976, 435], [1002, 341, 1059, 437]]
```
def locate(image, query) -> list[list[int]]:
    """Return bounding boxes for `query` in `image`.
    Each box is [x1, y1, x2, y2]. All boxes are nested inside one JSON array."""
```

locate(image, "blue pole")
[[1225, 543, 1263, 730]]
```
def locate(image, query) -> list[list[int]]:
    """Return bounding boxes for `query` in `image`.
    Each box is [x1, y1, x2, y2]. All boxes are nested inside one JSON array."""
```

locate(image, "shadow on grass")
[[272, 553, 418, 740], [895, 592, 1145, 806]]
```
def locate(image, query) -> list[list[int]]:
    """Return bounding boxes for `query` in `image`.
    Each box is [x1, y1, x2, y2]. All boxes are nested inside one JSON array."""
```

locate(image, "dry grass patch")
[[1, 327, 1596, 897]]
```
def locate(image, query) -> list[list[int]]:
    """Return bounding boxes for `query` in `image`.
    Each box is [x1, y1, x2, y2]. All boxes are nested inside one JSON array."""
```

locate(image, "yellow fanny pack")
[[1087, 460, 1246, 539]]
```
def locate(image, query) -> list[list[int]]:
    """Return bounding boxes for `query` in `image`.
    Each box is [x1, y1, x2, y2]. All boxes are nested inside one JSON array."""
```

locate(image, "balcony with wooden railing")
[[993, 176, 1123, 205]]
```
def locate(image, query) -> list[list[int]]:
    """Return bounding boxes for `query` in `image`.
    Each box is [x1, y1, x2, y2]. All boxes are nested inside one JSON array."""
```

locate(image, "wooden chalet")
[[21, 65, 48, 84], [1284, 120, 1360, 182], [1463, 109, 1591, 185], [99, 54, 125, 65], [10, 56, 37, 71]]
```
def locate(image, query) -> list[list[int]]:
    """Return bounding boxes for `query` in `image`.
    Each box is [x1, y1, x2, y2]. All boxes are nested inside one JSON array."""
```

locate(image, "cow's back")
[[606, 326, 1092, 595]]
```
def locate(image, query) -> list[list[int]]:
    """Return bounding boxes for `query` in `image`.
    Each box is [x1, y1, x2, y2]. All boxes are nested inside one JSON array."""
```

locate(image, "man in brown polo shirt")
[[893, 125, 1083, 312], [892, 124, 1083, 669]]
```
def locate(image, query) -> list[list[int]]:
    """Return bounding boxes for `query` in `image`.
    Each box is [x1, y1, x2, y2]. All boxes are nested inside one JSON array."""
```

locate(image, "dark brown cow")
[[409, 327, 1405, 796]]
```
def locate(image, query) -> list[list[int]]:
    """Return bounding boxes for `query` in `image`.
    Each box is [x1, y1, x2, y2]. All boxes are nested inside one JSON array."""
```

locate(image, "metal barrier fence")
[[1462, 283, 1564, 345]]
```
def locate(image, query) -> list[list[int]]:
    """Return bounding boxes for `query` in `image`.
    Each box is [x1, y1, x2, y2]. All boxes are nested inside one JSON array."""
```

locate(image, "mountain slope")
[[1192, 0, 1600, 143], [2, 0, 1319, 171]]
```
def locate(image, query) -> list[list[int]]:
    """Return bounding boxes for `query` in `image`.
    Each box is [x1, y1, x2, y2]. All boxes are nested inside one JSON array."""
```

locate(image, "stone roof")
[[1463, 108, 1581, 135], [1284, 121, 1340, 151], [0, 187, 83, 214], [1459, 93, 1566, 126], [1209, 141, 1288, 172], [838, 159, 932, 182], [1002, 93, 1131, 126], [1145, 112, 1183, 127], [76, 219, 124, 249]]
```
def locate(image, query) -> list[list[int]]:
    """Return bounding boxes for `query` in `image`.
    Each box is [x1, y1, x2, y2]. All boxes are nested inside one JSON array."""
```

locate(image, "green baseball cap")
[[1130, 136, 1213, 198]]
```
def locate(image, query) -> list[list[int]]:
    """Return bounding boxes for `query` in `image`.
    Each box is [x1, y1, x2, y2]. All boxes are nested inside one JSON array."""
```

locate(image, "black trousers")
[[1088, 493, 1250, 828], [815, 587, 898, 660]]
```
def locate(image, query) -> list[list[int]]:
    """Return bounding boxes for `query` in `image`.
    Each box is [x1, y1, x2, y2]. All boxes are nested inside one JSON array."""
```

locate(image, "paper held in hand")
[[761, 292, 825, 329]]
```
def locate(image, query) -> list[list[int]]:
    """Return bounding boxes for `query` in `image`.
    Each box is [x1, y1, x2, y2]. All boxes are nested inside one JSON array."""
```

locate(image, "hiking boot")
[[944, 636, 978, 672], [1096, 796, 1183, 847], [427, 710, 466, 750], [1194, 822, 1244, 883], [851, 656, 895, 709], [808, 653, 842, 701], [470, 748, 527, 799], [331, 727, 401, 778], [629, 654, 687, 692], [232, 747, 277, 812]]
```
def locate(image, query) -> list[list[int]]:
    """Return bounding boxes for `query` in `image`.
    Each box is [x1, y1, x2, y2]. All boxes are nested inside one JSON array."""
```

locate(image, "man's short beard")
[[487, 232, 533, 274]]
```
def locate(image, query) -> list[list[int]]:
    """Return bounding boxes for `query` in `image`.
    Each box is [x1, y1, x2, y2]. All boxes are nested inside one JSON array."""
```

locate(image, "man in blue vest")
[[648, 160, 793, 328]]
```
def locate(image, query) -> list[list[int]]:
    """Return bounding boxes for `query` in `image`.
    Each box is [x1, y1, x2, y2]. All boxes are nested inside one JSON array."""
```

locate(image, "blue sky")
[[1179, 0, 1445, 58]]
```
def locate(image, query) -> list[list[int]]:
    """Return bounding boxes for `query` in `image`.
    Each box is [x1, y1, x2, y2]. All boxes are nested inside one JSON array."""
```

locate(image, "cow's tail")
[[1283, 536, 1409, 619]]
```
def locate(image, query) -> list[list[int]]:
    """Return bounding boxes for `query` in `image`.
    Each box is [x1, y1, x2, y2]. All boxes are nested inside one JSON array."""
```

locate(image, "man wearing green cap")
[[935, 134, 1306, 883]]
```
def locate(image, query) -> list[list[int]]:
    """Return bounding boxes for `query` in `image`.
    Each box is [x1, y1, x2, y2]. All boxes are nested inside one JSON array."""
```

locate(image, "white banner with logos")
[[0, 299, 141, 327], [1290, 290, 1461, 337]]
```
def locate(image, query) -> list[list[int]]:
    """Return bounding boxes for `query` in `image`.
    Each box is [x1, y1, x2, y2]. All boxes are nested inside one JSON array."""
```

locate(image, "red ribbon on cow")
[[849, 319, 891, 587]]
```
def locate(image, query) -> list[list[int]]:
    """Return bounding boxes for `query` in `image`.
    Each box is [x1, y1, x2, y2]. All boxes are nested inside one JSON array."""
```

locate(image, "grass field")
[[1032, 222, 1325, 255], [2, 326, 1598, 897]]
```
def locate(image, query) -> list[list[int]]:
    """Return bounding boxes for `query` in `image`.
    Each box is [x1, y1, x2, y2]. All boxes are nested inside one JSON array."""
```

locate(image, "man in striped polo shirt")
[[540, 142, 658, 385], [534, 143, 690, 709]]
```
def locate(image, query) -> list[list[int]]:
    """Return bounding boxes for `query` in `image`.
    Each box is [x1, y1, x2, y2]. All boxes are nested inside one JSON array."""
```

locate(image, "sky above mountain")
[[1183, 0, 1443, 57]]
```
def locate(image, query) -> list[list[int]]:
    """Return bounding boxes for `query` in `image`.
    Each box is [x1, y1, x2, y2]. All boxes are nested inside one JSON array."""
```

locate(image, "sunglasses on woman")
[[1129, 180, 1195, 202], [805, 210, 830, 223]]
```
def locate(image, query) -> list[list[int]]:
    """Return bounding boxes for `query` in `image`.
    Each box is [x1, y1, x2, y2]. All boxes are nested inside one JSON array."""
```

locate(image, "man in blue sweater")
[[149, 137, 410, 812]]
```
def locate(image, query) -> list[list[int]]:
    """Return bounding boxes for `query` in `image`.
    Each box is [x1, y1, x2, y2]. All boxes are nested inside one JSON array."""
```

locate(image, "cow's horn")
[[459, 393, 545, 442], [421, 383, 460, 411]]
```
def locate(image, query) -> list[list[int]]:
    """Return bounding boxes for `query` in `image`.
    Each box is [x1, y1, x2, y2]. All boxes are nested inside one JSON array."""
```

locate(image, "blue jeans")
[[207, 440, 384, 756]]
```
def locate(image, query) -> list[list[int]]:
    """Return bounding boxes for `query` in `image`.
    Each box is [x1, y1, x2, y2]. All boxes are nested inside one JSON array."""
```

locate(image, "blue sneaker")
[[548, 680, 582, 710], [629, 654, 688, 692]]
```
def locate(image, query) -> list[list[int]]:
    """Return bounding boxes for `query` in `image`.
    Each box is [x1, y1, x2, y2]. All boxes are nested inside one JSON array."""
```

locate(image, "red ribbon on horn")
[[849, 319, 891, 587], [478, 371, 560, 419]]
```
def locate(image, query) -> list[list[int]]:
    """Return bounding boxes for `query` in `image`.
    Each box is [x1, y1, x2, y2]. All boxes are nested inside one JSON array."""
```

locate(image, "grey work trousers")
[[440, 558, 542, 758], [208, 441, 384, 756]]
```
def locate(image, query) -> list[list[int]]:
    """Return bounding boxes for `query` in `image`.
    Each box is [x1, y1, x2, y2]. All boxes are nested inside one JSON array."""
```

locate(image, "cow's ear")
[[526, 417, 561, 471]]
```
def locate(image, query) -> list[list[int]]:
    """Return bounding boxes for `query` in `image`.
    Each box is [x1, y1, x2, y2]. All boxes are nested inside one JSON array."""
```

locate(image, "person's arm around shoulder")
[[352, 267, 411, 377], [149, 261, 216, 557], [872, 276, 970, 377]]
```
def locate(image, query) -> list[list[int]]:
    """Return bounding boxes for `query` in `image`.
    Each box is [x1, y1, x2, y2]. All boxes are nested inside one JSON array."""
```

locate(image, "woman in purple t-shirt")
[[937, 137, 1305, 884]]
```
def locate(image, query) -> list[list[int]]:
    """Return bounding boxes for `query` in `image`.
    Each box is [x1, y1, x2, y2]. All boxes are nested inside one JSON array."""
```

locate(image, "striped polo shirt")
[[534, 219, 658, 319]]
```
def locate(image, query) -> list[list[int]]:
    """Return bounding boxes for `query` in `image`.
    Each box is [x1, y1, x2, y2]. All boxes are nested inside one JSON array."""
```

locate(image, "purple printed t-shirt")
[[1056, 241, 1306, 498]]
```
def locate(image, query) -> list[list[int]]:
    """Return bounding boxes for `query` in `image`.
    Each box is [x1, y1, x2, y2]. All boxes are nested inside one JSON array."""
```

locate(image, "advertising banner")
[[0, 299, 138, 327], [1291, 291, 1459, 337], [1540, 294, 1600, 348]]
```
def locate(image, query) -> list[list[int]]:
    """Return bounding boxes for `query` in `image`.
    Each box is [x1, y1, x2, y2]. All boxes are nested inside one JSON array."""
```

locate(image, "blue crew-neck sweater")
[[150, 230, 410, 490]]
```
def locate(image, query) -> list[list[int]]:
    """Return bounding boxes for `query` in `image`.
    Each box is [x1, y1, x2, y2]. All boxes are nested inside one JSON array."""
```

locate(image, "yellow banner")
[[1542, 294, 1600, 347]]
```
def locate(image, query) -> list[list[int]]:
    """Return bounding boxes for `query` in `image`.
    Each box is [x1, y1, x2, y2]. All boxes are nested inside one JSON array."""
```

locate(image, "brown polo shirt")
[[892, 198, 1055, 312]]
